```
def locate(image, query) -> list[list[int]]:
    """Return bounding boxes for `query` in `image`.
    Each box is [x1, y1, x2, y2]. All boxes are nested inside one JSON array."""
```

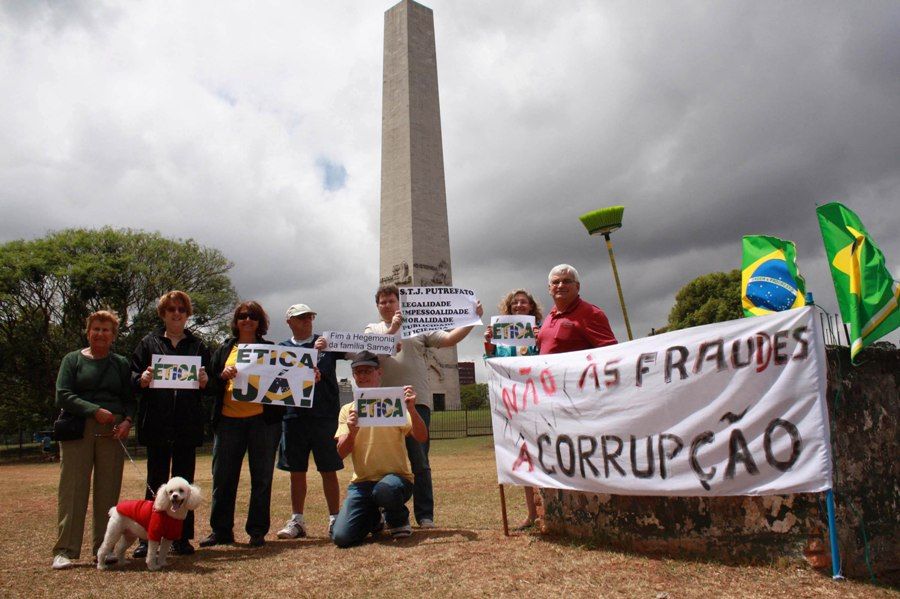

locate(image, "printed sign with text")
[[353, 387, 408, 427], [149, 354, 202, 389], [323, 331, 397, 355], [490, 315, 537, 347], [233, 344, 317, 407], [399, 286, 482, 338]]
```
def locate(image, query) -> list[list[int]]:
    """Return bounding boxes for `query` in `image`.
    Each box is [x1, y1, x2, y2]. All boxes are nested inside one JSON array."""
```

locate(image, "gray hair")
[[548, 264, 580, 283]]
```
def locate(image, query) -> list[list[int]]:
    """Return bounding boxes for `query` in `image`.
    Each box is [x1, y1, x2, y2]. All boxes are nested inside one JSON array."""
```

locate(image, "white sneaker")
[[418, 518, 436, 529], [388, 524, 412, 539], [276, 518, 307, 539], [52, 555, 74, 570]]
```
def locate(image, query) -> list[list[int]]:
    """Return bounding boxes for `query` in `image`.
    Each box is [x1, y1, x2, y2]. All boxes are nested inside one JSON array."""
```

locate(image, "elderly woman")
[[130, 290, 210, 558], [483, 289, 542, 529], [200, 301, 284, 548], [52, 310, 135, 570]]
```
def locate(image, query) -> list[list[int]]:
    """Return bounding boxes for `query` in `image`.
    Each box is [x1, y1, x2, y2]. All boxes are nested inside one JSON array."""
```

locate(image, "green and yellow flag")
[[741, 235, 806, 317], [816, 202, 900, 361]]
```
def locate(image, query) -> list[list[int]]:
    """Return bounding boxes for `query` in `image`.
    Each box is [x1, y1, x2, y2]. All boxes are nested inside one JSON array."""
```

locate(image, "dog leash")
[[119, 438, 157, 498]]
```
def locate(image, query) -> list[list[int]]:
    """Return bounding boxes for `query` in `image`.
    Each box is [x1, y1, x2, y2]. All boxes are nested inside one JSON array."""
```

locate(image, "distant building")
[[339, 378, 354, 406], [458, 361, 476, 386]]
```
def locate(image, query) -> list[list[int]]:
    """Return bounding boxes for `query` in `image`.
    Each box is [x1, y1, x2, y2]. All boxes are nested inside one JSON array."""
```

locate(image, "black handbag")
[[52, 409, 86, 441]]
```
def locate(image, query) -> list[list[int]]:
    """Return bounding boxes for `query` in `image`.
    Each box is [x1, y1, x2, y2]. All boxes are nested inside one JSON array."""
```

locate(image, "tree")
[[0, 228, 238, 434], [666, 269, 743, 331], [459, 383, 488, 410]]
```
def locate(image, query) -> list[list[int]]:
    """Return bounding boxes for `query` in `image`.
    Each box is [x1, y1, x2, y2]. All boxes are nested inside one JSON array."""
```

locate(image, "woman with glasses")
[[483, 289, 542, 529], [52, 310, 135, 570], [200, 301, 283, 548], [130, 290, 210, 557]]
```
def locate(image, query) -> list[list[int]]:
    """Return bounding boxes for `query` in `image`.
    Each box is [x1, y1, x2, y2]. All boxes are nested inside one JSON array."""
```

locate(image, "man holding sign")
[[331, 351, 427, 547], [537, 264, 617, 354], [365, 284, 483, 529]]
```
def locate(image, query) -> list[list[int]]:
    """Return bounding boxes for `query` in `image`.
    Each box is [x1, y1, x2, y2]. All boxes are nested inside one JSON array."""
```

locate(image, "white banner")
[[149, 354, 202, 389], [232, 344, 317, 408], [399, 286, 482, 338], [353, 387, 407, 427], [490, 315, 537, 347], [323, 331, 397, 355], [488, 307, 832, 496]]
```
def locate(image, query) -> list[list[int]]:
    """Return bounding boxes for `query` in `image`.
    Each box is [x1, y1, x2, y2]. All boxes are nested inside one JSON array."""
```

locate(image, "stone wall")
[[539, 346, 899, 581]]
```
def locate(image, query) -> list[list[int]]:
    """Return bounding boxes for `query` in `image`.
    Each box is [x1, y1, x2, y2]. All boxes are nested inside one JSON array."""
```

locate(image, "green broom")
[[579, 206, 633, 340]]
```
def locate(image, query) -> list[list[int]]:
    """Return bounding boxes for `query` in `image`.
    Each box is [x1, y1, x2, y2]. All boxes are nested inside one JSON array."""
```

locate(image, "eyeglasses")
[[550, 279, 575, 287], [237, 313, 259, 321], [166, 306, 188, 314]]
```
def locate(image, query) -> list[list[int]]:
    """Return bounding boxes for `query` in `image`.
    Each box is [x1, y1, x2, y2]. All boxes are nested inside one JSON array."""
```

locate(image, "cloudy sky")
[[2, 0, 898, 380]]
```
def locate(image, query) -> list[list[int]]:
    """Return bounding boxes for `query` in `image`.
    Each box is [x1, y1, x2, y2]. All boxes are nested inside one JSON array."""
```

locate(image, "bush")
[[459, 383, 488, 410]]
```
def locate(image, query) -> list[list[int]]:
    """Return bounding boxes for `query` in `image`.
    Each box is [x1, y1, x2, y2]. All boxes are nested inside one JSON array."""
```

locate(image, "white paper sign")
[[398, 286, 482, 339], [323, 331, 397, 355], [489, 315, 537, 347], [149, 354, 202, 389], [488, 307, 832, 496], [353, 387, 407, 427], [232, 344, 317, 407]]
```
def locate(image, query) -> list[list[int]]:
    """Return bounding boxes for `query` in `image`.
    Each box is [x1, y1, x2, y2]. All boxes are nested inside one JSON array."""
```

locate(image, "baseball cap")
[[351, 350, 380, 369], [286, 304, 316, 318]]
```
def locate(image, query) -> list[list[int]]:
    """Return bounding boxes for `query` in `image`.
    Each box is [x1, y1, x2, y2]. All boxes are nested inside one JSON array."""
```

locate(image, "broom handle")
[[604, 233, 634, 341]]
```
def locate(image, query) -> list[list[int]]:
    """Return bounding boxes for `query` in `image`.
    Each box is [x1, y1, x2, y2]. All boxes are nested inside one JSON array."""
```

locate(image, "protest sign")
[[232, 344, 317, 407], [323, 331, 397, 355], [488, 306, 832, 496], [489, 315, 537, 347], [399, 286, 482, 338], [149, 354, 202, 389], [353, 387, 407, 427]]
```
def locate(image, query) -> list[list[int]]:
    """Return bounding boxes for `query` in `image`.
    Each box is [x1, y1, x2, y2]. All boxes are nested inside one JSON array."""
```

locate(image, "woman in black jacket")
[[130, 290, 210, 556], [200, 301, 285, 548]]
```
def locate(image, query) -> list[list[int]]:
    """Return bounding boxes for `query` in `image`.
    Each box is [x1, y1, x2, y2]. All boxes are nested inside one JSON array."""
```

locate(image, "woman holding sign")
[[200, 301, 283, 549], [483, 289, 542, 529], [130, 290, 210, 557], [52, 310, 135, 570]]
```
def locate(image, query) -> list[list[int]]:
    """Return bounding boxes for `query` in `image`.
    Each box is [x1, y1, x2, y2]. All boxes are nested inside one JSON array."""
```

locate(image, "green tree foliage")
[[667, 269, 743, 331], [459, 383, 488, 410], [0, 228, 238, 435]]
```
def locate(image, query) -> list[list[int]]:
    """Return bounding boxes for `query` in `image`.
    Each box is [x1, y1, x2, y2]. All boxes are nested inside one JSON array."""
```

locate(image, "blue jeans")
[[209, 415, 281, 538], [405, 404, 432, 523], [332, 474, 413, 548]]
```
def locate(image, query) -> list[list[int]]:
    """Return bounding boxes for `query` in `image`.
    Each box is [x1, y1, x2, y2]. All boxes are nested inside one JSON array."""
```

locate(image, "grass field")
[[1, 436, 894, 598]]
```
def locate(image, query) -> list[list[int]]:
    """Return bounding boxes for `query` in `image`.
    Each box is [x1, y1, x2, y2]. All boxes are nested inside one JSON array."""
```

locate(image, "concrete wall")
[[539, 346, 899, 581]]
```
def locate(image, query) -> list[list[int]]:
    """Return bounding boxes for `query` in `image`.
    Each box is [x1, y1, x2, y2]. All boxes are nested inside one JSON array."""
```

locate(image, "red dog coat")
[[116, 499, 184, 542]]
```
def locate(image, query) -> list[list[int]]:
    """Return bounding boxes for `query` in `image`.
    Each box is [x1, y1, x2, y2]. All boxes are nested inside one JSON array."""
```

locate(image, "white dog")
[[97, 476, 202, 571]]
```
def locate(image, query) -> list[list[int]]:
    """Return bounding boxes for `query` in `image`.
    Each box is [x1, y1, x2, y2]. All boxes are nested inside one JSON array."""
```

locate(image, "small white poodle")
[[97, 476, 202, 571]]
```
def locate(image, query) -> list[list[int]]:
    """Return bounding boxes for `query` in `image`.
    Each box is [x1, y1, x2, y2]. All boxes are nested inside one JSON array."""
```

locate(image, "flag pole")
[[826, 489, 844, 580], [499, 484, 510, 536]]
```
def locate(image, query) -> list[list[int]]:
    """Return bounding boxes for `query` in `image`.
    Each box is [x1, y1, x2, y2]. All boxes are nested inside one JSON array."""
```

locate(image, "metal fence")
[[429, 408, 492, 440]]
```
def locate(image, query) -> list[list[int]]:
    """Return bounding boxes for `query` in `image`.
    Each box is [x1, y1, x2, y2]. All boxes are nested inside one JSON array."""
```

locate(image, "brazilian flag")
[[742, 235, 806, 317], [817, 202, 900, 361]]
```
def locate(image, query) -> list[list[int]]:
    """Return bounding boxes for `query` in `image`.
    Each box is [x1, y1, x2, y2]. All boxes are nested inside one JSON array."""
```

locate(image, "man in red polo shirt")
[[537, 264, 617, 354]]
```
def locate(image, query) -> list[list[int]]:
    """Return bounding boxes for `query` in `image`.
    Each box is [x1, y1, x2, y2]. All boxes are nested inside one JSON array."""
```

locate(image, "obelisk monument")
[[379, 0, 460, 409]]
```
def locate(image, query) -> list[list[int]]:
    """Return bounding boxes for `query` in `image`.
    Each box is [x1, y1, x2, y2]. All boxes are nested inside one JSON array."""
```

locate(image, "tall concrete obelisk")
[[380, 0, 459, 410]]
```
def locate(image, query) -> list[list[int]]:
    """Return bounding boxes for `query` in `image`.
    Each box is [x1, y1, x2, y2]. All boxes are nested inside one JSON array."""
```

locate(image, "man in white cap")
[[275, 304, 346, 540]]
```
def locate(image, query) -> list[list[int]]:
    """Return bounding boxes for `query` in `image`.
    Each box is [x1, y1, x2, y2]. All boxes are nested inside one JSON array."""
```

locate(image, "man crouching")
[[332, 351, 427, 547]]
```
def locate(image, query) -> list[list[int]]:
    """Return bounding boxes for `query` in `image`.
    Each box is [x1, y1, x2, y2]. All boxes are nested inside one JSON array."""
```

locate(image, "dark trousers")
[[144, 443, 197, 540], [404, 405, 433, 523], [210, 415, 281, 538]]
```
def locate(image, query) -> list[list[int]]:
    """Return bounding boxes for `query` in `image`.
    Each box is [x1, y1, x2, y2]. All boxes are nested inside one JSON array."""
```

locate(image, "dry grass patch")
[[0, 436, 894, 598]]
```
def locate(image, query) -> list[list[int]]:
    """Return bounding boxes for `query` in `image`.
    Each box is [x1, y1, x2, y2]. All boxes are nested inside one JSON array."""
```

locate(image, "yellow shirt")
[[221, 346, 263, 418], [336, 401, 413, 483]]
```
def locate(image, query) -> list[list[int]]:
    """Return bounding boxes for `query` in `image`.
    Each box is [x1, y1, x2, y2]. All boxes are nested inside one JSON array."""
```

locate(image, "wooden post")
[[499, 484, 509, 536]]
